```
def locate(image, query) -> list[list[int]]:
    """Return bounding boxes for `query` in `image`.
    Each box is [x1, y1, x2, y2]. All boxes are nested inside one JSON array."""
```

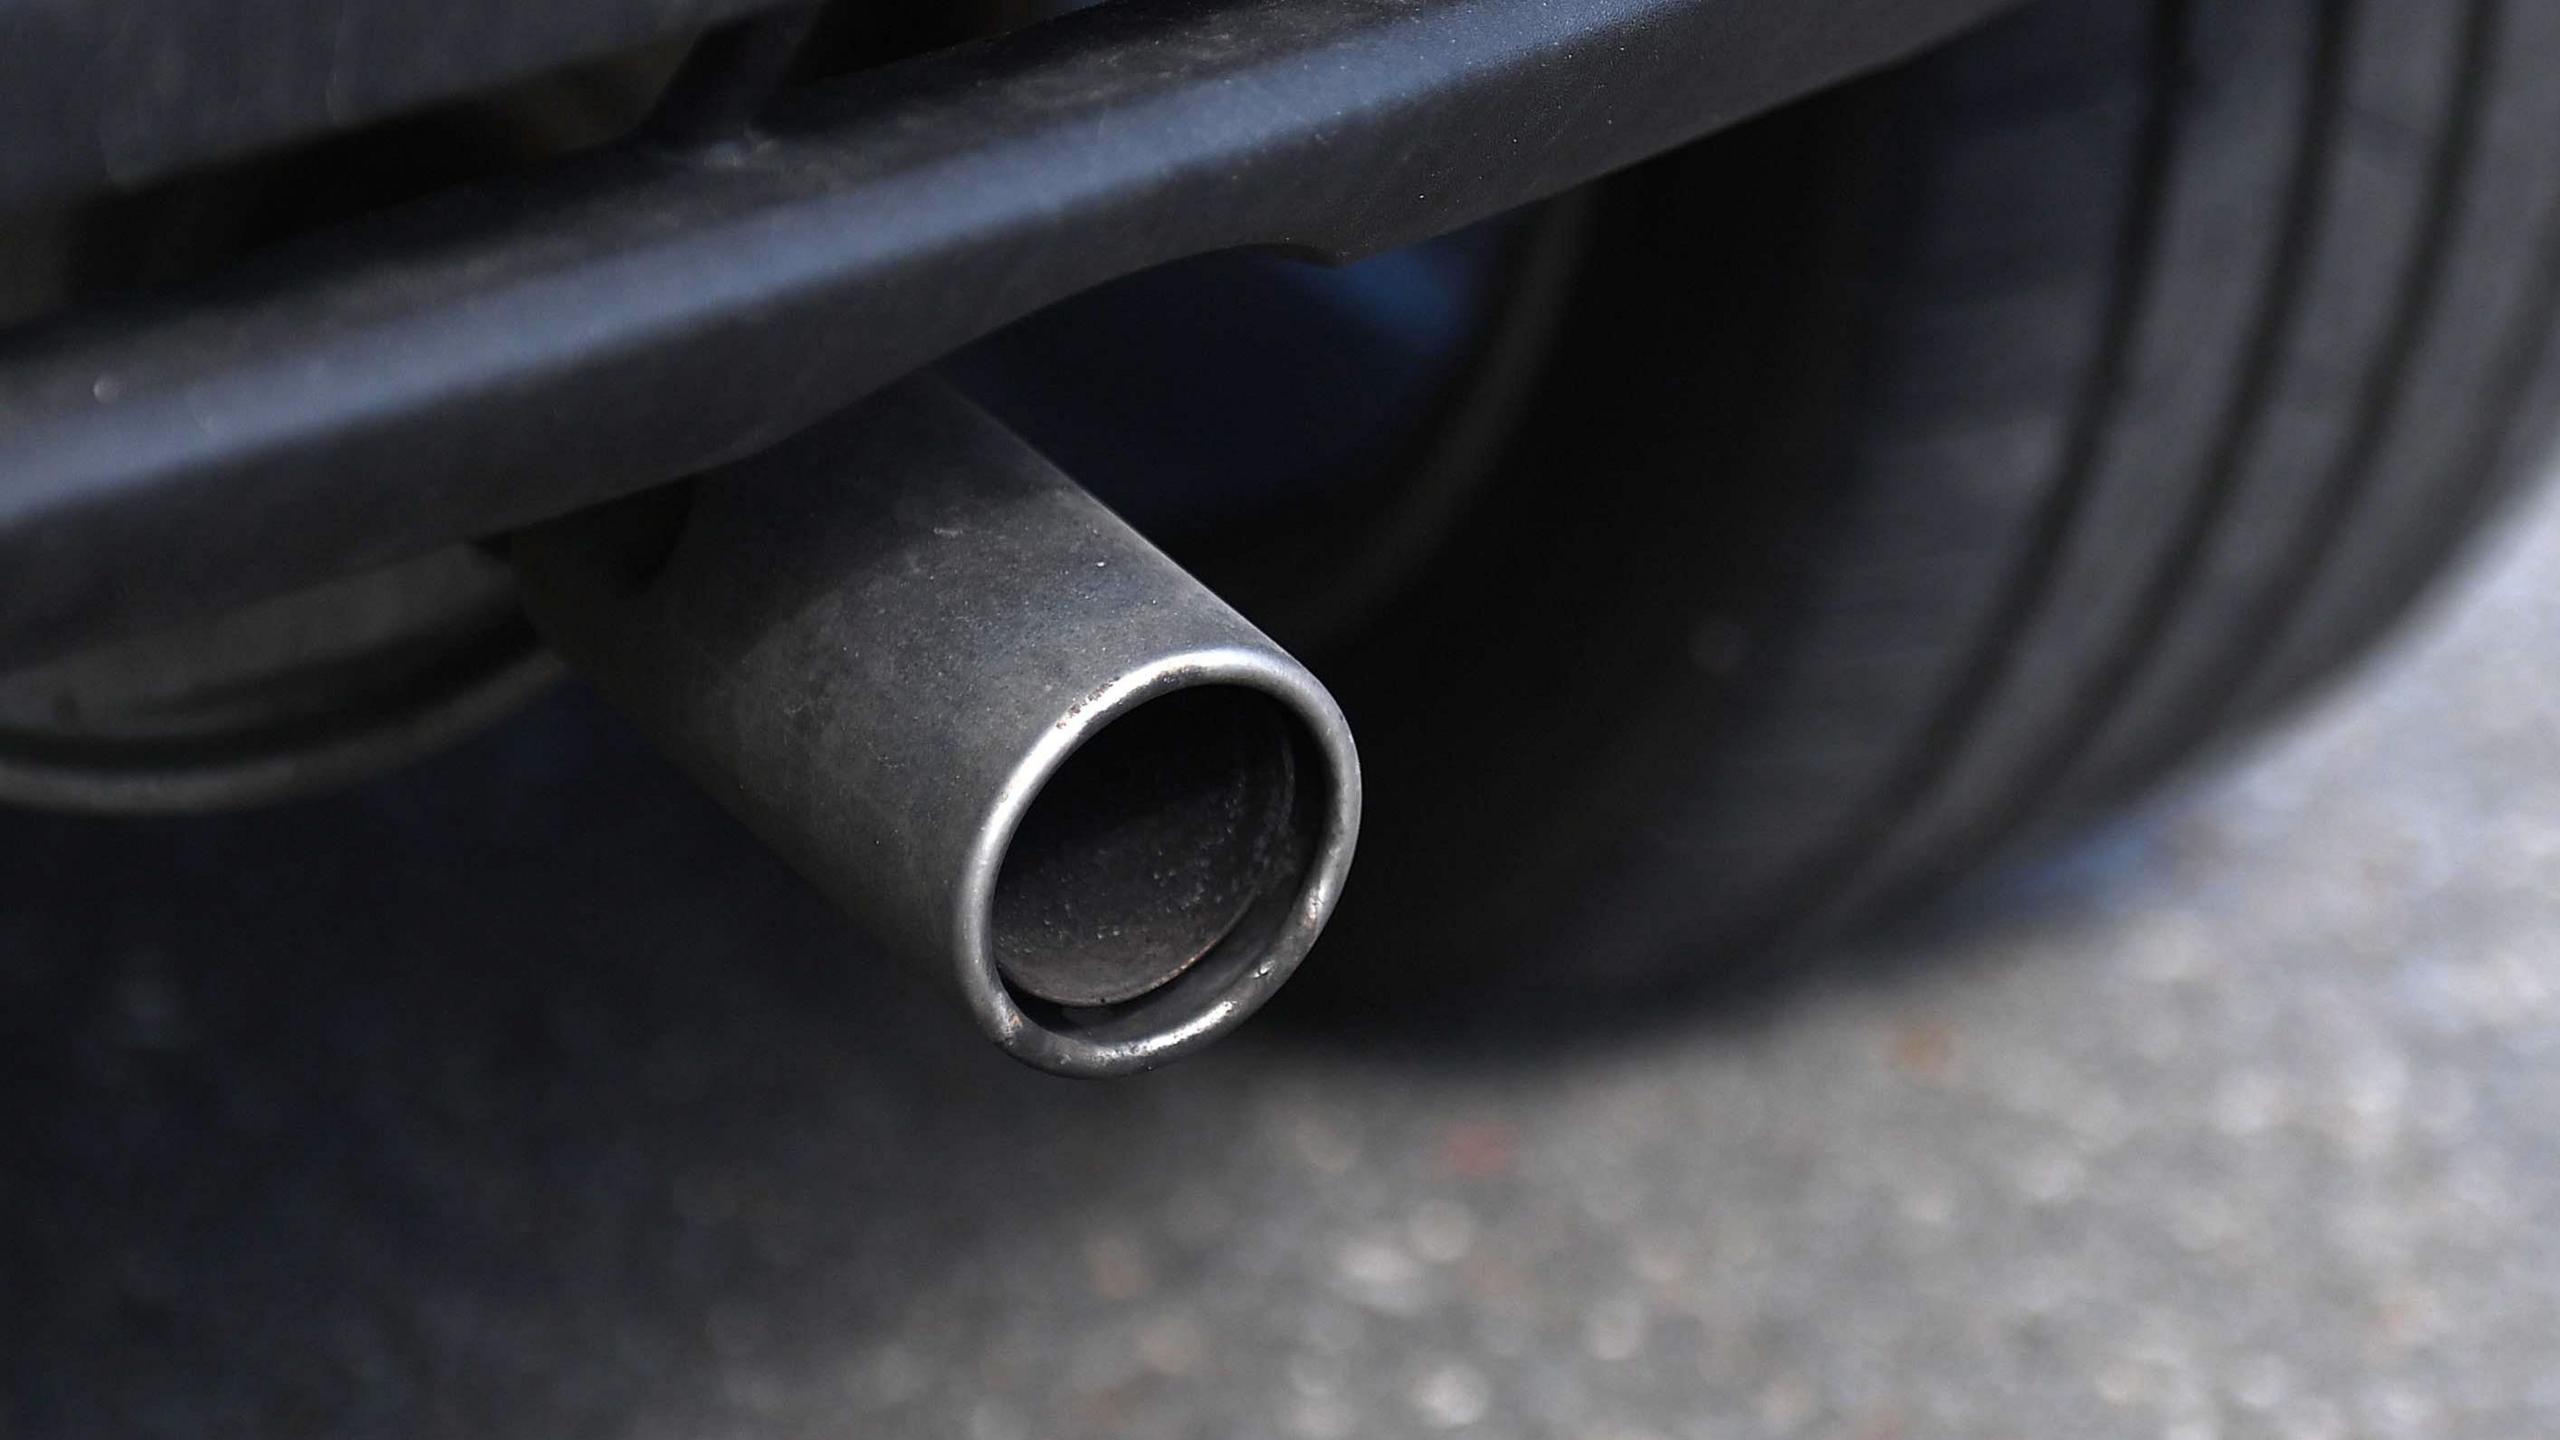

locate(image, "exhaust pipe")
[[512, 380, 1360, 1076]]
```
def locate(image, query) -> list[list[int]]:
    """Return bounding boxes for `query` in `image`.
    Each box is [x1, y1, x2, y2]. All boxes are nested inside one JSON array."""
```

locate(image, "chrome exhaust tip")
[[961, 645, 1356, 1074], [514, 380, 1358, 1076]]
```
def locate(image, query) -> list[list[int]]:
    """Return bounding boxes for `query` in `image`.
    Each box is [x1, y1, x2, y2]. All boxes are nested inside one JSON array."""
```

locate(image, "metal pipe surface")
[[513, 381, 1360, 1076]]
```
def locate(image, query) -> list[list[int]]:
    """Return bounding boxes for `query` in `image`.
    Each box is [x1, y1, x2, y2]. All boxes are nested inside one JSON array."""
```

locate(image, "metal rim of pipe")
[[956, 646, 1359, 1076]]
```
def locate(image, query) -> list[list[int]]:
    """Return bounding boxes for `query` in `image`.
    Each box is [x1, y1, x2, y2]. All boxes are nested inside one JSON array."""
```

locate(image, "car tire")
[[1308, 0, 2560, 1012]]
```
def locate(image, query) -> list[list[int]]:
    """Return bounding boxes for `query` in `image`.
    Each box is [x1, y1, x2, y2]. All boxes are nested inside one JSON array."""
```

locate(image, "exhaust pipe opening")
[[990, 685, 1308, 1009], [960, 650, 1354, 1074]]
